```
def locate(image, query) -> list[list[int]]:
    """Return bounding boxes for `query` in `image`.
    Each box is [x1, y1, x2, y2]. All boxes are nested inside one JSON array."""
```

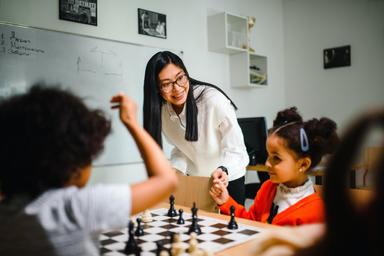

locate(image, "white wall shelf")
[[230, 52, 268, 88], [207, 12, 248, 54], [208, 12, 268, 88]]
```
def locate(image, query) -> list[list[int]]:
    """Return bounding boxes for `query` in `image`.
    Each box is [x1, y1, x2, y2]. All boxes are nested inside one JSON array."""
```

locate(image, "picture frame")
[[138, 8, 167, 39], [59, 0, 97, 26], [323, 45, 351, 69]]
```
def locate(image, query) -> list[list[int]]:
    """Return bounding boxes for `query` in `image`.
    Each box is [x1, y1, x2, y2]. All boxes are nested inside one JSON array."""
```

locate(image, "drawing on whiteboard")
[[77, 46, 123, 76], [1, 33, 5, 54], [7, 31, 45, 56], [0, 22, 179, 165]]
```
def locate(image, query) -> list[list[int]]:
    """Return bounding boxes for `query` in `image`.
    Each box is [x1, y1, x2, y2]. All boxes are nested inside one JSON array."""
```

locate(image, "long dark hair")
[[143, 51, 237, 147], [297, 109, 384, 256]]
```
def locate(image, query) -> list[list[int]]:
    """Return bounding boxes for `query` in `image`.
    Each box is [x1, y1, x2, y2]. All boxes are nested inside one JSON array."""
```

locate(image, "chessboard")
[[100, 208, 264, 256]]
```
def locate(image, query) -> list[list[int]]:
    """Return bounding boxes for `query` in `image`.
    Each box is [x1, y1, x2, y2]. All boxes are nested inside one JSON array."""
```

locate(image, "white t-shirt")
[[162, 85, 249, 181], [0, 185, 131, 256]]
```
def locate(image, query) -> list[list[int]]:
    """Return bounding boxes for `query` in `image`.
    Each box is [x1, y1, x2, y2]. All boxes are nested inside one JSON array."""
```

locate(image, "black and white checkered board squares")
[[100, 208, 263, 256]]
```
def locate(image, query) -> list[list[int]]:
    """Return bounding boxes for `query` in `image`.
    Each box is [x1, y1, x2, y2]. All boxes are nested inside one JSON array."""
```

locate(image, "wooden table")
[[153, 203, 279, 256]]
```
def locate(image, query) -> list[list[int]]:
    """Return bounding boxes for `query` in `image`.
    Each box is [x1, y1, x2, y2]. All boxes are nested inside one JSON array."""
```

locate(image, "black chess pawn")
[[227, 205, 238, 230], [167, 194, 178, 217], [124, 221, 141, 255], [155, 241, 164, 256], [177, 209, 185, 224], [135, 217, 144, 236], [188, 203, 202, 235]]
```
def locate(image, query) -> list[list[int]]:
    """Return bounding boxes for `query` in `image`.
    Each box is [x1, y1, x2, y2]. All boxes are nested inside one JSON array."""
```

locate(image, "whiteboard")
[[0, 22, 180, 166]]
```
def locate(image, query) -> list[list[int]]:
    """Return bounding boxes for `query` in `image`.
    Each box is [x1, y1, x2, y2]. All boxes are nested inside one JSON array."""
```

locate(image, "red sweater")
[[219, 180, 324, 226]]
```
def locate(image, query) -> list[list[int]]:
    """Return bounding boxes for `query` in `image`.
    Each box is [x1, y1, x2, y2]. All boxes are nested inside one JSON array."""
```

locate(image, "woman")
[[143, 51, 249, 204]]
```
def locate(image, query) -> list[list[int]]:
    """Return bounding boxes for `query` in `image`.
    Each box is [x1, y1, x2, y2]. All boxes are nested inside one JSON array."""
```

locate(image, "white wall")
[[0, 0, 285, 185], [206, 0, 286, 124], [7, 0, 384, 183], [283, 0, 384, 133], [4, 0, 381, 186]]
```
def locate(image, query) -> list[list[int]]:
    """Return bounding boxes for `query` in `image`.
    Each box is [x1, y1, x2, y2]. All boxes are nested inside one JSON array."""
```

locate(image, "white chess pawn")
[[188, 232, 198, 253], [171, 233, 184, 256], [159, 250, 170, 256], [141, 209, 153, 223]]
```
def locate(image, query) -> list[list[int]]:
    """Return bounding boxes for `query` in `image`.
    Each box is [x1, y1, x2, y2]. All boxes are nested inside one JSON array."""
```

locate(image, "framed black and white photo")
[[59, 0, 97, 26], [138, 8, 167, 39], [323, 45, 351, 69]]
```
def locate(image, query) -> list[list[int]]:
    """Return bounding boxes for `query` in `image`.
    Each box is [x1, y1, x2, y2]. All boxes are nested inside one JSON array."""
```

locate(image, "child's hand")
[[209, 179, 229, 205], [110, 92, 138, 128], [211, 168, 229, 187]]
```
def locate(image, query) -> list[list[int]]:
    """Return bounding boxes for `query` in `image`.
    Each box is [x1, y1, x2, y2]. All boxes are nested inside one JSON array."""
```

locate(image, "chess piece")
[[177, 209, 185, 224], [167, 194, 177, 217], [227, 205, 238, 230], [124, 221, 141, 255], [159, 250, 170, 256], [135, 217, 144, 236], [188, 203, 202, 234], [141, 209, 153, 223], [187, 232, 198, 253], [188, 232, 205, 256], [156, 241, 169, 256], [191, 202, 197, 219], [155, 241, 163, 256], [171, 232, 184, 256]]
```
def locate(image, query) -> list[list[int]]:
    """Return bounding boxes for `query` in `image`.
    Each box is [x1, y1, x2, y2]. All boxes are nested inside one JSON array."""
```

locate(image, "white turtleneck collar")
[[273, 179, 315, 214]]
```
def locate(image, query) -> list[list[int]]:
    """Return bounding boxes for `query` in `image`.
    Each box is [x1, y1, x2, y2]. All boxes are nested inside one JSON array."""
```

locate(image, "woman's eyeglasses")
[[159, 74, 189, 93]]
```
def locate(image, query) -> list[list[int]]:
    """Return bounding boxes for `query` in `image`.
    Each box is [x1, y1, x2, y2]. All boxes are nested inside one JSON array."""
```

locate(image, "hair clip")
[[300, 128, 309, 152]]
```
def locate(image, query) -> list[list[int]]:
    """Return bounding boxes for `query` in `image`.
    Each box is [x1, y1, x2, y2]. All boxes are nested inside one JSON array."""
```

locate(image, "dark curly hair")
[[269, 107, 339, 168], [0, 83, 111, 199]]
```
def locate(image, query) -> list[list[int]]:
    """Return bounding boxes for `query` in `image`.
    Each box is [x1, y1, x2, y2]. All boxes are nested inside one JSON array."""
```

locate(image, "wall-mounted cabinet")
[[230, 52, 268, 88], [208, 12, 268, 88], [207, 12, 248, 54]]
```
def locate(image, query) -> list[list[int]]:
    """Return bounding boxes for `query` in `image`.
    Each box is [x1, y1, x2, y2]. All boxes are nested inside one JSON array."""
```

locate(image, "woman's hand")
[[110, 92, 138, 128], [209, 179, 229, 205]]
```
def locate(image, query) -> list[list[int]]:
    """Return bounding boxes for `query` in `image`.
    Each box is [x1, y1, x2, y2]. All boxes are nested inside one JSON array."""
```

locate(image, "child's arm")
[[210, 178, 259, 220], [111, 93, 178, 215]]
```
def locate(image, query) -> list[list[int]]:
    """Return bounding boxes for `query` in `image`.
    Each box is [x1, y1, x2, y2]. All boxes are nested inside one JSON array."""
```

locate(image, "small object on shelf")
[[247, 16, 256, 52], [250, 64, 267, 85]]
